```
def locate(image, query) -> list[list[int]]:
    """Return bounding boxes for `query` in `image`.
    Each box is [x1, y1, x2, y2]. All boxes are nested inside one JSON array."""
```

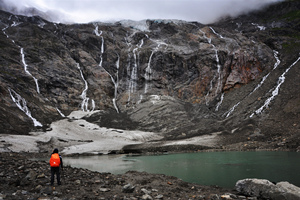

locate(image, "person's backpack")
[[50, 153, 61, 167]]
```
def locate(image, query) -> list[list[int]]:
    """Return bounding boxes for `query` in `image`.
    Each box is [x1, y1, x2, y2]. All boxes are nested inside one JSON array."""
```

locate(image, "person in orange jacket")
[[49, 148, 63, 186]]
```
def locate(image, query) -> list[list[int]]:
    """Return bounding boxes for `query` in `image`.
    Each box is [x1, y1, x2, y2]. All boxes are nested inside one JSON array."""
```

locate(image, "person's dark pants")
[[51, 167, 61, 185]]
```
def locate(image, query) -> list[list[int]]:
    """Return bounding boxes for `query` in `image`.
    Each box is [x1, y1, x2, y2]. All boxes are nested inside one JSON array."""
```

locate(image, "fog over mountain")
[[1, 0, 283, 24]]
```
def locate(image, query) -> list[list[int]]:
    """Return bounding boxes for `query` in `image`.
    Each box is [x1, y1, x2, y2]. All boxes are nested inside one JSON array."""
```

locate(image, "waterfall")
[[56, 108, 66, 117], [101, 55, 120, 113], [200, 29, 211, 44], [251, 55, 300, 117], [128, 38, 144, 101], [20, 48, 40, 94], [215, 93, 224, 111], [225, 51, 281, 117], [76, 63, 90, 112], [91, 99, 95, 112], [94, 25, 104, 67], [144, 51, 154, 94], [225, 102, 241, 118], [202, 30, 222, 103], [205, 79, 214, 105], [209, 27, 224, 39], [144, 40, 167, 94], [4, 24, 40, 94], [94, 25, 119, 112], [113, 55, 120, 113], [8, 88, 42, 127], [213, 45, 222, 95], [249, 50, 281, 95]]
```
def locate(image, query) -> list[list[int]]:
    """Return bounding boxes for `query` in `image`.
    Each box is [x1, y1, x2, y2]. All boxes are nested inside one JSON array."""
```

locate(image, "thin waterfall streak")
[[91, 99, 95, 112], [20, 48, 40, 93], [56, 108, 66, 117], [251, 55, 300, 117], [94, 25, 104, 67], [215, 93, 224, 111], [8, 88, 42, 127], [250, 73, 270, 95], [145, 50, 154, 94], [101, 56, 120, 113], [209, 27, 224, 38], [272, 50, 281, 70], [249, 50, 280, 96], [225, 102, 241, 118], [77, 63, 90, 112]]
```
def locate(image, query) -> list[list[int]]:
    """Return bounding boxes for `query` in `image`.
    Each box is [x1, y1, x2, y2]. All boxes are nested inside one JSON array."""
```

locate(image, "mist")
[[1, 0, 283, 24]]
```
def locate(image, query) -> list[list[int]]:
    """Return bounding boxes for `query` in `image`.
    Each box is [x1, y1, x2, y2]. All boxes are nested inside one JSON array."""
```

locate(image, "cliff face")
[[0, 0, 299, 150]]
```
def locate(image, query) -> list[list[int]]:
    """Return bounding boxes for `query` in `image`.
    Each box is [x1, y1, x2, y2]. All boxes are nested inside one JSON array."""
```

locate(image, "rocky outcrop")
[[236, 178, 300, 200]]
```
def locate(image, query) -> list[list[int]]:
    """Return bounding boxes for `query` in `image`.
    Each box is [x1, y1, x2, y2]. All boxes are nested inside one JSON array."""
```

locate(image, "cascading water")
[[250, 55, 300, 117], [56, 108, 66, 117], [249, 50, 280, 95], [209, 27, 224, 39], [201, 28, 223, 104], [144, 40, 167, 94], [94, 25, 104, 67], [215, 93, 224, 111], [8, 88, 42, 127], [225, 50, 281, 118], [3, 22, 40, 94], [76, 63, 93, 112], [212, 45, 222, 95], [128, 38, 144, 102], [144, 51, 154, 94], [20, 48, 40, 94], [94, 25, 120, 113]]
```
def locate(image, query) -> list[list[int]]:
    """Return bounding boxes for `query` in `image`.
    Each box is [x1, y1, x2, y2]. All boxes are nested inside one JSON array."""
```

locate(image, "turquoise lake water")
[[63, 151, 300, 188]]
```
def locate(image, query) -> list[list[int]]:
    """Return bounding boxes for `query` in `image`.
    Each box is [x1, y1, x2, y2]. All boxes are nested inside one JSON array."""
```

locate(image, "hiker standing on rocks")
[[49, 148, 63, 186]]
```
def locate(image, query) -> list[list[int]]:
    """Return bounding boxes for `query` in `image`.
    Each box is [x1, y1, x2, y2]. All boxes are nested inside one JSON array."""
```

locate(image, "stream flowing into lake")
[[63, 151, 300, 188]]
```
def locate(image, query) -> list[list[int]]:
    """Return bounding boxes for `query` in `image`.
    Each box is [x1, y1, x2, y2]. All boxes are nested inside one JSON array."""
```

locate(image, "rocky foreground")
[[1, 152, 300, 200], [1, 152, 237, 200]]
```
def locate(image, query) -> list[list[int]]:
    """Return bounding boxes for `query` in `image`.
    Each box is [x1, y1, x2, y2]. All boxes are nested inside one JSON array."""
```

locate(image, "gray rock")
[[25, 171, 37, 181], [141, 188, 151, 194], [154, 194, 163, 199], [276, 181, 300, 200], [142, 194, 153, 200], [40, 186, 52, 195], [236, 179, 277, 198], [122, 184, 135, 193], [236, 179, 300, 200]]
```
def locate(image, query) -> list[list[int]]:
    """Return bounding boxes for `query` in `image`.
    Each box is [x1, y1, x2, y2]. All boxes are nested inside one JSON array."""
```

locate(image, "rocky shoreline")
[[1, 152, 300, 200], [1, 152, 238, 200]]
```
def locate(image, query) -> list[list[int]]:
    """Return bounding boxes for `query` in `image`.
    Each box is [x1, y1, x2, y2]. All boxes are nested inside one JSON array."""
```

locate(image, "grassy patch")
[[281, 10, 300, 21]]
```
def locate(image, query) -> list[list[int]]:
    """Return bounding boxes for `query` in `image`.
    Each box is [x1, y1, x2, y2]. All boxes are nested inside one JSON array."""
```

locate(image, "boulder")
[[235, 178, 300, 200], [122, 184, 135, 193]]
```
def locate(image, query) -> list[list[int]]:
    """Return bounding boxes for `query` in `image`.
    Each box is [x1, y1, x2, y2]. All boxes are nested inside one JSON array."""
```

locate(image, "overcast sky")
[[2, 0, 283, 24]]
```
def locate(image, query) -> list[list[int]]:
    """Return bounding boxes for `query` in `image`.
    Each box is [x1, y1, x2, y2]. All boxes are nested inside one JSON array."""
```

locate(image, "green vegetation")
[[281, 10, 300, 21]]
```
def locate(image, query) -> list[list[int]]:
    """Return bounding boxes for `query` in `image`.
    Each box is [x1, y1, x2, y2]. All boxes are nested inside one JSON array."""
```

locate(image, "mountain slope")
[[0, 0, 299, 152]]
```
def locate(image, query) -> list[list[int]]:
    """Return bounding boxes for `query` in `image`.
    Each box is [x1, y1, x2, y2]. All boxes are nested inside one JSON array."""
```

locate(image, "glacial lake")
[[63, 151, 300, 188]]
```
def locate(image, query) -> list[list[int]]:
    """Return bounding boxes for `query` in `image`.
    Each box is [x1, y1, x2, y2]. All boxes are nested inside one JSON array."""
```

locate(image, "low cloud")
[[1, 0, 283, 24]]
